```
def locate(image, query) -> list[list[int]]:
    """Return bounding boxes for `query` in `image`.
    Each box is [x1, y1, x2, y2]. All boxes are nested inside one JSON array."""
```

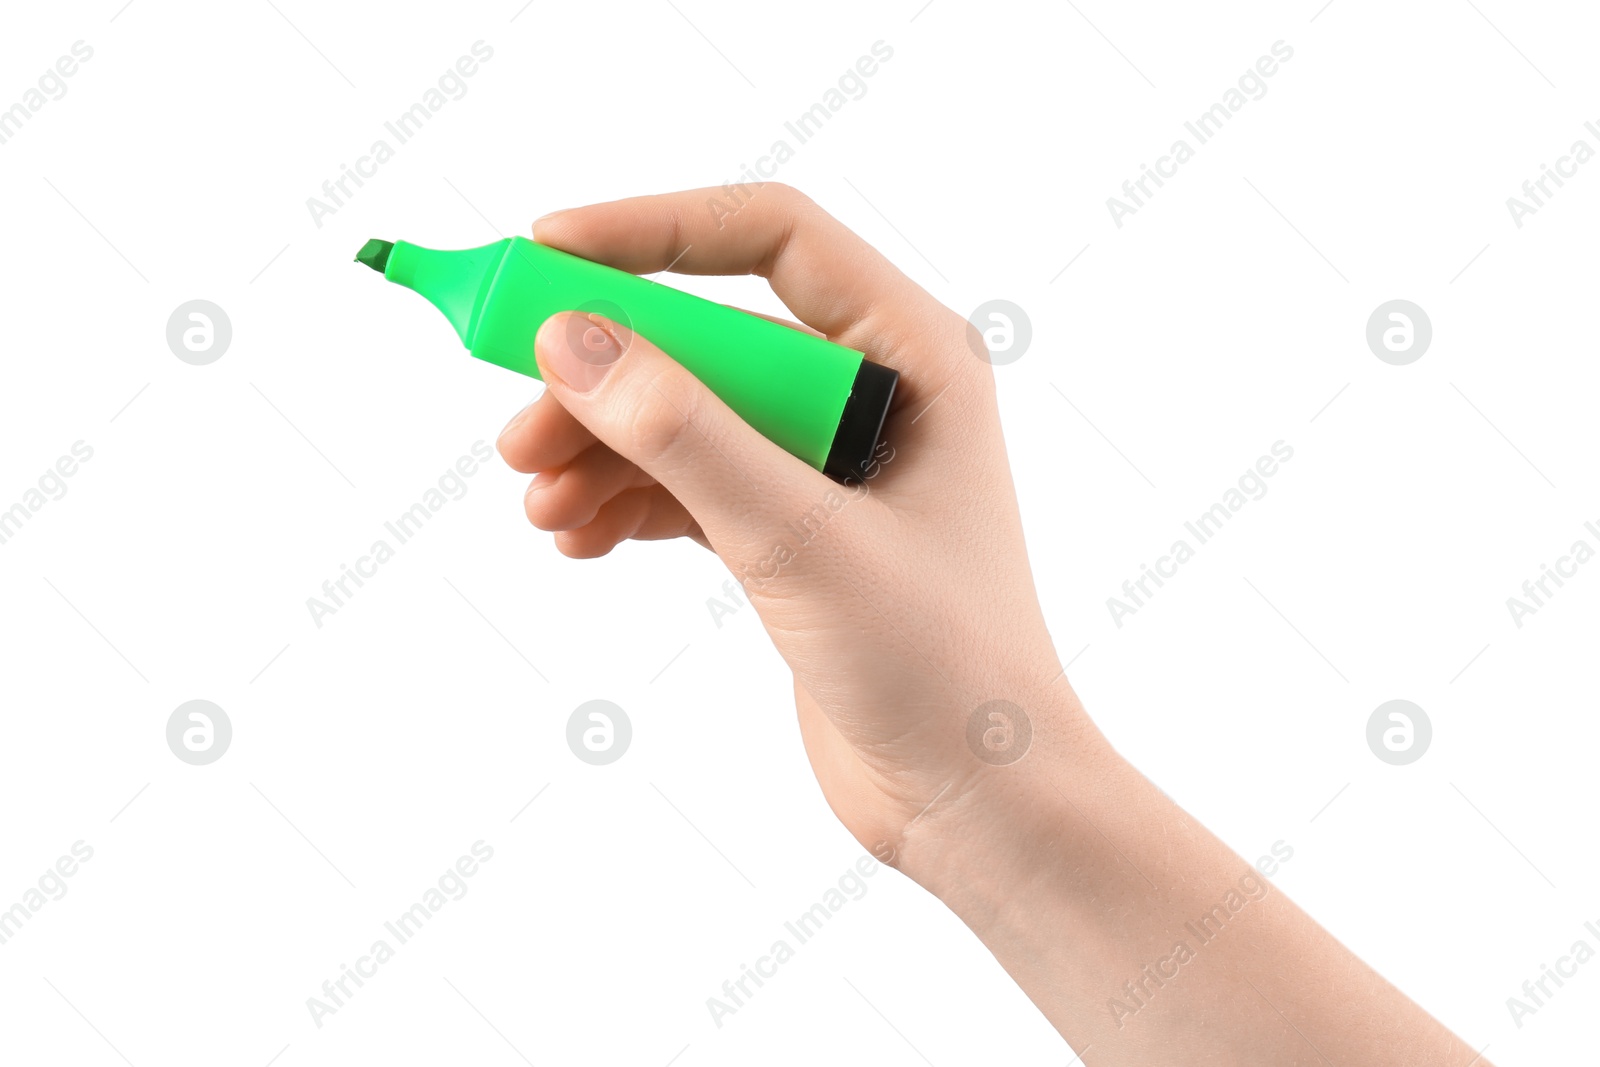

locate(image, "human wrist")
[[894, 685, 1129, 916]]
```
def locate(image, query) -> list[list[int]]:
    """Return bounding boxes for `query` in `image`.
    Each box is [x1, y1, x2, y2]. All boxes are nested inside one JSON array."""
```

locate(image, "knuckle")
[[756, 181, 816, 217], [624, 367, 704, 465]]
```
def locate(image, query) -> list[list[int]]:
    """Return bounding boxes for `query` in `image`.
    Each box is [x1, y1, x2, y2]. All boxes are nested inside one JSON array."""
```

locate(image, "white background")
[[2, 0, 1597, 1063]]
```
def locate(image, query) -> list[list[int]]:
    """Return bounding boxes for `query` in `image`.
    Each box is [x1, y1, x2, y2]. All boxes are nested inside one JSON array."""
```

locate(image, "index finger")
[[531, 183, 939, 342]]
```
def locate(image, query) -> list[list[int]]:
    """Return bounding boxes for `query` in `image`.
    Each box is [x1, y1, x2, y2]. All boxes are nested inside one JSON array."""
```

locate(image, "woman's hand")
[[497, 184, 1487, 1064], [496, 183, 1087, 874]]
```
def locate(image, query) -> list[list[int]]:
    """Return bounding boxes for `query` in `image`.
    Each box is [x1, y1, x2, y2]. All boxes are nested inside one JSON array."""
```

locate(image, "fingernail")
[[534, 208, 568, 225], [544, 313, 623, 393], [498, 400, 535, 441]]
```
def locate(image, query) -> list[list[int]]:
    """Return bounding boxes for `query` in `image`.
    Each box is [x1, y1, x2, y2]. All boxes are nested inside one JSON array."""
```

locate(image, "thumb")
[[532, 311, 826, 556]]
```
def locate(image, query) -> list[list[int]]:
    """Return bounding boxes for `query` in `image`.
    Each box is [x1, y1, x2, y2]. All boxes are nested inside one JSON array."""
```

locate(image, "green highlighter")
[[355, 236, 898, 481]]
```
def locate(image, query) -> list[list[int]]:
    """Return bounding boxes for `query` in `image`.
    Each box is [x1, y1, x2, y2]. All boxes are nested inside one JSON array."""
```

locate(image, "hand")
[[495, 183, 1086, 870], [497, 185, 1487, 1063]]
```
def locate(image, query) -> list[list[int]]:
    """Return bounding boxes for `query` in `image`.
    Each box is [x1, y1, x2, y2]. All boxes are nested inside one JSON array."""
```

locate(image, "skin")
[[496, 184, 1489, 1064]]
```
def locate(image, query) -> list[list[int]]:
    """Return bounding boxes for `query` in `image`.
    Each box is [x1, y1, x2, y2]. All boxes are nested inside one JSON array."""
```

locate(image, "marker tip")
[[355, 239, 393, 273]]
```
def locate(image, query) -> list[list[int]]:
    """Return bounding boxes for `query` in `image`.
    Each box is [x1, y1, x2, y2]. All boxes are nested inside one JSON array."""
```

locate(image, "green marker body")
[[359, 237, 897, 479]]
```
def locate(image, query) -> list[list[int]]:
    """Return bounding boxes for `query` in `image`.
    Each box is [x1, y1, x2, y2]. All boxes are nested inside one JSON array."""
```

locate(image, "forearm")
[[899, 692, 1484, 1065]]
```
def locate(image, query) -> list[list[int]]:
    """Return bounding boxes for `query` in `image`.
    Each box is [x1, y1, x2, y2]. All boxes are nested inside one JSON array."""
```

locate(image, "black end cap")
[[823, 358, 898, 483]]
